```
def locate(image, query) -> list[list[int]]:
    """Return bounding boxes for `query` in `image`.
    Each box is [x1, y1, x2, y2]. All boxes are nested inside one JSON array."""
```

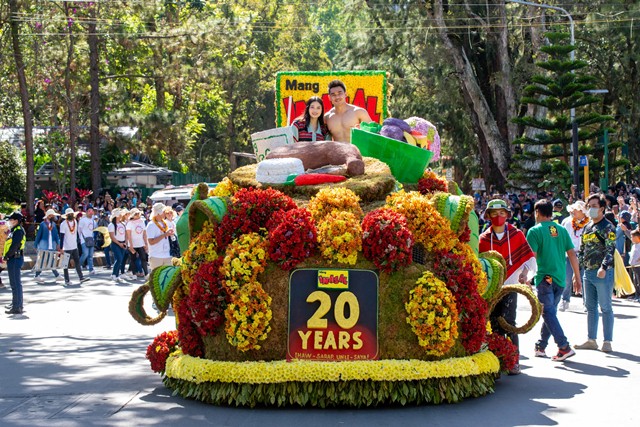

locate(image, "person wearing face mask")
[[559, 201, 589, 311], [575, 194, 617, 353], [3, 212, 26, 314], [479, 199, 536, 375]]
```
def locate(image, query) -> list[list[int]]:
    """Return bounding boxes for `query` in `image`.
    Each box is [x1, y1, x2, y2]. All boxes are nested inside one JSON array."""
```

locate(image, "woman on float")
[[292, 96, 329, 142]]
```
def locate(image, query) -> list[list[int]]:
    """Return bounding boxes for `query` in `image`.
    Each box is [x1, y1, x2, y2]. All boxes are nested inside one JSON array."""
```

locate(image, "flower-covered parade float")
[[129, 72, 541, 408]]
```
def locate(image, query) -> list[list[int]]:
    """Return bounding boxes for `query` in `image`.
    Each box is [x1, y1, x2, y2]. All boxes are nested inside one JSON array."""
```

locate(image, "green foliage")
[[0, 142, 26, 203], [510, 32, 612, 189], [162, 373, 497, 408]]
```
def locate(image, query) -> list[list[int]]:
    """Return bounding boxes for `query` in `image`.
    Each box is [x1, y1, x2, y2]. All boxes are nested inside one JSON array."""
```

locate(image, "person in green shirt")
[[526, 199, 582, 361]]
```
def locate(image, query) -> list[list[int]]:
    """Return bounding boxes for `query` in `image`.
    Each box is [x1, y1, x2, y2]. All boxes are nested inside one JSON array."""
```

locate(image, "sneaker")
[[559, 300, 569, 312], [508, 364, 521, 375], [534, 345, 547, 358], [552, 346, 576, 361], [601, 341, 612, 353], [575, 339, 598, 350], [55, 276, 64, 282], [80, 277, 90, 283], [64, 281, 72, 286], [89, 270, 96, 275], [110, 275, 118, 281], [36, 277, 45, 284], [5, 307, 23, 315]]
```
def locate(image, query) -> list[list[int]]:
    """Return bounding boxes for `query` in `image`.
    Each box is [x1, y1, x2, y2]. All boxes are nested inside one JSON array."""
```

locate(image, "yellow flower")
[[165, 349, 500, 384]]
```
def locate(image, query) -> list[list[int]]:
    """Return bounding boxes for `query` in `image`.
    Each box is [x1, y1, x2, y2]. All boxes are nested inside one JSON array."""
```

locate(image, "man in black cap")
[[2, 212, 26, 314], [552, 199, 567, 224]]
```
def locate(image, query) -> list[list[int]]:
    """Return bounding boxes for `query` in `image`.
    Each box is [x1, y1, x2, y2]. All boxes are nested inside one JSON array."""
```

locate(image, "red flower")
[[184, 257, 229, 337], [146, 330, 179, 373], [433, 250, 488, 354], [268, 208, 317, 270], [361, 208, 413, 273], [176, 298, 204, 358], [217, 188, 297, 248], [487, 332, 519, 372], [417, 171, 448, 195]]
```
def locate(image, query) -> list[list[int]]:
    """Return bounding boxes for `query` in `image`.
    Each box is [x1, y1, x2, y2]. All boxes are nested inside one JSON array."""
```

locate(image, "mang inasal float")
[[130, 172, 541, 407]]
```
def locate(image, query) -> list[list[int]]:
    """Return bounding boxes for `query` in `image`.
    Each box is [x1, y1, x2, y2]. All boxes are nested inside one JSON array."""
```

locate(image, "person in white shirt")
[[33, 209, 63, 283], [59, 208, 89, 286], [146, 203, 175, 270], [126, 208, 148, 278], [108, 208, 127, 282], [560, 200, 588, 311], [78, 207, 96, 274]]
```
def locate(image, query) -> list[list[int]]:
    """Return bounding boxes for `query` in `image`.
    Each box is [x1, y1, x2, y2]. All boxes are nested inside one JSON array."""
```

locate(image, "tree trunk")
[[9, 0, 35, 220], [431, 0, 513, 190], [64, 1, 78, 201], [88, 7, 102, 196]]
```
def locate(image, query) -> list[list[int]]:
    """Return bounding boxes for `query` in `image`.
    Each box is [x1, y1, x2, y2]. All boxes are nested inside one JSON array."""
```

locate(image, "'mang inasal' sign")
[[287, 268, 379, 361]]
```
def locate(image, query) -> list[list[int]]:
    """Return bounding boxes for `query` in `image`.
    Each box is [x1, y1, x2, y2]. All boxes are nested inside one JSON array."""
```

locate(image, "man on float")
[[324, 80, 372, 143], [479, 199, 537, 375]]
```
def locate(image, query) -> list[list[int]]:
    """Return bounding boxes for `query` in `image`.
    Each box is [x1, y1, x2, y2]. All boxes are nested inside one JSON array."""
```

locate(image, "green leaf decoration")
[[150, 265, 183, 311], [487, 284, 542, 335], [162, 374, 497, 408], [128, 284, 167, 326], [188, 197, 227, 240]]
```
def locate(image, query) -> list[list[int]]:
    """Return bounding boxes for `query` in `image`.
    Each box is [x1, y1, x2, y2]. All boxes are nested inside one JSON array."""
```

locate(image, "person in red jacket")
[[479, 199, 537, 375]]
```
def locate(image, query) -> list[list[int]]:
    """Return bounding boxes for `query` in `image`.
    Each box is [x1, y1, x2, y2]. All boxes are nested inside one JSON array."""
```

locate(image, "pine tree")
[[510, 32, 612, 191]]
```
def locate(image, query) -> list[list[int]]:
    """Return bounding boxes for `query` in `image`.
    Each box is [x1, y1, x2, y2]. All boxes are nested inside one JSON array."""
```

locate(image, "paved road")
[[1, 267, 639, 426]]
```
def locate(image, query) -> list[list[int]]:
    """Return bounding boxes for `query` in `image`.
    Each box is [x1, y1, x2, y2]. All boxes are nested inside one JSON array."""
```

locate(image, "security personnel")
[[3, 212, 26, 314]]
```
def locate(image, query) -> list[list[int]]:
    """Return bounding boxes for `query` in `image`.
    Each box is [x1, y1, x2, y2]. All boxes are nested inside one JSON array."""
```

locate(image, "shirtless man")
[[324, 80, 372, 143]]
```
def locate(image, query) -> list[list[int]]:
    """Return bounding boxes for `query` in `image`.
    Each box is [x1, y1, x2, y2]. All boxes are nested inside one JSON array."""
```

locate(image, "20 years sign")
[[287, 268, 379, 361]]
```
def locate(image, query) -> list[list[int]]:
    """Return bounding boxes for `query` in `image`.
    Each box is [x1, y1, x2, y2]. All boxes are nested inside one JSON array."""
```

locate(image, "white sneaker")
[[89, 270, 96, 275], [36, 277, 45, 284], [110, 275, 118, 281], [559, 300, 569, 312], [55, 276, 64, 282]]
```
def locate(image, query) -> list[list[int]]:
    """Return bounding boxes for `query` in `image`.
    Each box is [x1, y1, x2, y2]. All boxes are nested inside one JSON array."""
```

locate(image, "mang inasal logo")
[[318, 269, 349, 290], [275, 71, 388, 127]]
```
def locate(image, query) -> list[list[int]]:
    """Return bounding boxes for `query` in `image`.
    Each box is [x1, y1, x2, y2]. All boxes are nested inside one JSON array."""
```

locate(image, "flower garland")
[[571, 215, 590, 233], [386, 191, 458, 254], [217, 188, 297, 247], [185, 258, 230, 337], [224, 281, 273, 352], [268, 208, 318, 270], [361, 208, 413, 273], [486, 333, 519, 372], [417, 171, 448, 195], [180, 221, 219, 285], [405, 272, 459, 356], [146, 330, 179, 373], [307, 187, 364, 223], [317, 210, 362, 265], [220, 232, 268, 292], [209, 177, 237, 198], [164, 349, 499, 384]]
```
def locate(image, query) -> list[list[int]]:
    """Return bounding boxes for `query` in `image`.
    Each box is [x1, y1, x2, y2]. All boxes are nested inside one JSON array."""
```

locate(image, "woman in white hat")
[[59, 208, 89, 286], [559, 200, 588, 311], [146, 203, 175, 270], [108, 208, 127, 282], [125, 208, 148, 279], [33, 209, 64, 283]]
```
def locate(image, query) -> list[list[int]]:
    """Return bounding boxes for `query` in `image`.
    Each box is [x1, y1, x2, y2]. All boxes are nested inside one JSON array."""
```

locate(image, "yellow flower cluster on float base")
[[209, 177, 238, 198], [221, 232, 268, 291], [317, 210, 362, 265], [307, 187, 364, 223], [165, 349, 499, 384], [405, 271, 459, 356], [180, 222, 219, 285], [386, 191, 458, 253], [224, 281, 273, 352]]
